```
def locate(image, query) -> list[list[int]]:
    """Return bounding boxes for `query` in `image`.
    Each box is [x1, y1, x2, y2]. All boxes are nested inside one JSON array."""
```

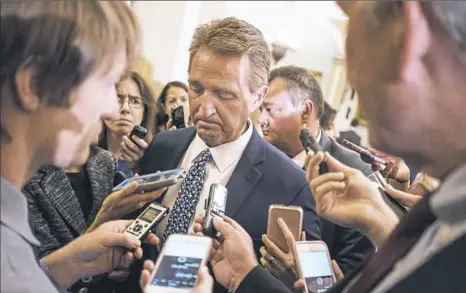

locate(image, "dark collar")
[[1, 177, 39, 245]]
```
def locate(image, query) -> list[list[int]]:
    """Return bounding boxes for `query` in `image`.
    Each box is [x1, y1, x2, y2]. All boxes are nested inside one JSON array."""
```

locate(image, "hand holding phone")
[[144, 235, 212, 293], [267, 205, 303, 253], [295, 241, 336, 293]]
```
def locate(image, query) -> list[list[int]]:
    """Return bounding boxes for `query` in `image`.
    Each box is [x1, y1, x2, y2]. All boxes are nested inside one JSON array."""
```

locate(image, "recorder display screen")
[[140, 207, 162, 223], [150, 241, 207, 289], [299, 251, 335, 293]]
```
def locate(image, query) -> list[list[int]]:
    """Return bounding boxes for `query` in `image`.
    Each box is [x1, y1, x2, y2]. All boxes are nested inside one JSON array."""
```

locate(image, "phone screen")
[[299, 250, 335, 293], [150, 241, 208, 289]]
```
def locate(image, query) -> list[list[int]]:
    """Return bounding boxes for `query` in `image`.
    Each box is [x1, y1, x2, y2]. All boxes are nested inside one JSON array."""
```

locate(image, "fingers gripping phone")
[[171, 104, 186, 129], [145, 235, 212, 293], [125, 203, 169, 240], [295, 241, 336, 293], [130, 125, 148, 141], [267, 205, 303, 253], [299, 128, 329, 174], [112, 169, 185, 193], [203, 184, 228, 238]]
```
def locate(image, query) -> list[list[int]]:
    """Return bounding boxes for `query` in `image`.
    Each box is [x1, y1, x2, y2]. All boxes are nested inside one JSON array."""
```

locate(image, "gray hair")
[[269, 66, 324, 118]]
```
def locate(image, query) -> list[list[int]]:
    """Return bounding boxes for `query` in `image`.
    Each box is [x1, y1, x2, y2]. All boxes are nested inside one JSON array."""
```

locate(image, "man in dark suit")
[[135, 17, 321, 293], [339, 118, 362, 146], [187, 2, 466, 293], [258, 66, 375, 278]]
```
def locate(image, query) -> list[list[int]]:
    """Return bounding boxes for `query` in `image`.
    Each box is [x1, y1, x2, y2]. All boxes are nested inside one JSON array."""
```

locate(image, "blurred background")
[[128, 1, 368, 146]]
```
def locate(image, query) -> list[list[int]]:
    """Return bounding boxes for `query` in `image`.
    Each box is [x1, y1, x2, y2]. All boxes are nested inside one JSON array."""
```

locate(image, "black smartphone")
[[130, 125, 147, 141], [171, 104, 186, 129], [299, 128, 329, 174]]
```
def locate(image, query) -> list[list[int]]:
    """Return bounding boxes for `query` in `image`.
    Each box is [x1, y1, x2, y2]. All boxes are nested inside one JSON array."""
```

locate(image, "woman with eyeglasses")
[[98, 71, 156, 177]]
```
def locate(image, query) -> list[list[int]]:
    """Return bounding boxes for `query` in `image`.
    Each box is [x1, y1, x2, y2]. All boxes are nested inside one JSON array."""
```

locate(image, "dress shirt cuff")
[[39, 258, 67, 293]]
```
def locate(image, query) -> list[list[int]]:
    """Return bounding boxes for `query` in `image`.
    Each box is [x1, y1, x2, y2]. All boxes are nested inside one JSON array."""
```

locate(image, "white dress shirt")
[[156, 121, 254, 238], [292, 129, 322, 168]]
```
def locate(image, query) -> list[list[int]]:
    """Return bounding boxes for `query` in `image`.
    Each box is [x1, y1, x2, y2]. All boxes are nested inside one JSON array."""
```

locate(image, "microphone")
[[299, 128, 329, 174]]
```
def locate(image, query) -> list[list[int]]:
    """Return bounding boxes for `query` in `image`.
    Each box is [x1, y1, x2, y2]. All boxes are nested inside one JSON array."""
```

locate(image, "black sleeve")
[[236, 266, 293, 293], [331, 225, 375, 274]]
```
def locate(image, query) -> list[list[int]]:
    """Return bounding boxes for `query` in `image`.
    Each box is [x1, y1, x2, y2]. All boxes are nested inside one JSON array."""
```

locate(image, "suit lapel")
[[40, 166, 87, 235], [162, 128, 197, 170], [85, 151, 111, 225], [225, 129, 265, 217]]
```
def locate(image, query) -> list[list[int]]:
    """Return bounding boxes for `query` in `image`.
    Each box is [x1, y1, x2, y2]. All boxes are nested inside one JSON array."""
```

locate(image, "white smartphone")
[[295, 241, 336, 293], [144, 235, 212, 293]]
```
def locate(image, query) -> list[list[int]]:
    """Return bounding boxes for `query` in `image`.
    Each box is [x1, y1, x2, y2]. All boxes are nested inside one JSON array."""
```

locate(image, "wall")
[[133, 1, 347, 92]]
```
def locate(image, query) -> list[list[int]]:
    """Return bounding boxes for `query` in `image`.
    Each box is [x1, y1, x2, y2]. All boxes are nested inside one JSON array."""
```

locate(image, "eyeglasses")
[[117, 94, 144, 110]]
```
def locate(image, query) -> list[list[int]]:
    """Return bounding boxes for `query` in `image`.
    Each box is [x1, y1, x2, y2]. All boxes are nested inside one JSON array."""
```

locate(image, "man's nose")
[[258, 110, 269, 128], [199, 92, 216, 116]]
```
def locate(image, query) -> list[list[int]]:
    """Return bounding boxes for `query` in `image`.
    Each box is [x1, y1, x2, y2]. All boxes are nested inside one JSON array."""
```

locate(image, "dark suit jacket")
[[22, 147, 117, 292], [339, 129, 361, 146], [319, 133, 375, 274], [135, 127, 321, 293]]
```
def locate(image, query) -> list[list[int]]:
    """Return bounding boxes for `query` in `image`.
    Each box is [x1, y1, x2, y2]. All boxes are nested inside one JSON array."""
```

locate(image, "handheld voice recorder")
[[203, 184, 228, 238], [125, 203, 169, 240]]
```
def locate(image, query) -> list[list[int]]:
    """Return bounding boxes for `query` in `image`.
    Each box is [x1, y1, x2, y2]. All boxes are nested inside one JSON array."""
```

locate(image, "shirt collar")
[[1, 177, 40, 245], [189, 120, 253, 172], [430, 163, 466, 225], [292, 128, 322, 169]]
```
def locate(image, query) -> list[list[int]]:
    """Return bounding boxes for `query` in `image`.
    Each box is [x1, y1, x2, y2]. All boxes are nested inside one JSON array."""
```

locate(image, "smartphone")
[[112, 169, 185, 193], [202, 184, 228, 238], [267, 205, 303, 253], [144, 235, 212, 293], [367, 172, 408, 219], [341, 139, 387, 167], [295, 241, 336, 293], [171, 104, 186, 129], [130, 125, 148, 141], [125, 203, 169, 240], [299, 128, 329, 174]]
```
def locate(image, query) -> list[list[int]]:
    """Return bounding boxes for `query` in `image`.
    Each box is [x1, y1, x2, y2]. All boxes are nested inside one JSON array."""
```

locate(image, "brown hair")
[[188, 17, 271, 91], [98, 72, 156, 149], [0, 1, 140, 140]]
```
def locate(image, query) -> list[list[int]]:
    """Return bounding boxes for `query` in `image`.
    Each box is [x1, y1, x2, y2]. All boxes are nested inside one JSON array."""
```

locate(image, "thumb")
[[101, 232, 141, 251], [196, 266, 213, 287], [212, 217, 237, 240], [325, 152, 352, 173], [120, 181, 139, 196]]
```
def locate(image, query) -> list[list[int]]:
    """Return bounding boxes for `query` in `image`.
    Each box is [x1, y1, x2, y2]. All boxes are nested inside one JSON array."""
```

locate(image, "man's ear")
[[301, 100, 313, 125], [15, 68, 40, 112], [337, 1, 356, 15], [249, 85, 268, 113], [400, 1, 430, 83]]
